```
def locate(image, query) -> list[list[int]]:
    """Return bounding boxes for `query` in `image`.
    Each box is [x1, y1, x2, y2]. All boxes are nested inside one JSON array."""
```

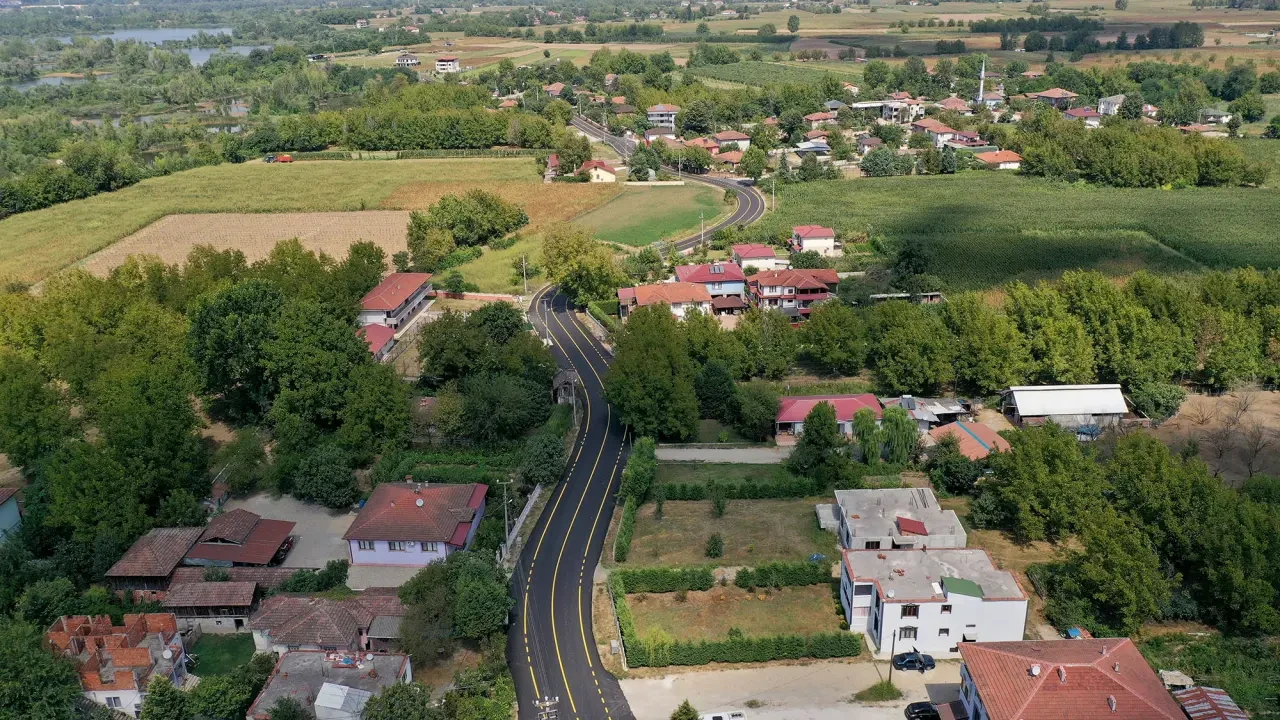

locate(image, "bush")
[[709, 484, 727, 517], [705, 533, 724, 558], [292, 446, 358, 508], [279, 560, 349, 593], [661, 477, 821, 501], [620, 437, 658, 501], [614, 496, 638, 562], [854, 680, 903, 702], [733, 561, 831, 589], [615, 566, 715, 593], [1129, 381, 1186, 423], [587, 300, 621, 334]]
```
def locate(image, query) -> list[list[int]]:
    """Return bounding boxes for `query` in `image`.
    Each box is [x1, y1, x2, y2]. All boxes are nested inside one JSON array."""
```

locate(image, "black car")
[[904, 702, 940, 720], [893, 651, 937, 672]]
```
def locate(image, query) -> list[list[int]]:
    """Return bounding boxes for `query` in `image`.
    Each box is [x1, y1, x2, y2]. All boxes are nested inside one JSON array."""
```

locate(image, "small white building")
[[647, 103, 680, 129], [712, 129, 751, 151], [394, 53, 420, 67], [577, 159, 617, 182], [1000, 384, 1146, 436], [1098, 93, 1126, 116], [973, 150, 1022, 170], [840, 549, 1027, 658], [731, 243, 788, 272], [435, 55, 460, 73], [790, 224, 839, 257], [833, 487, 966, 551], [315, 682, 374, 720], [355, 18, 369, 28]]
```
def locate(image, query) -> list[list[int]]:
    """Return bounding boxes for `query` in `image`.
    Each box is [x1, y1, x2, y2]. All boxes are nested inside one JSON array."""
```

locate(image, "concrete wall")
[[87, 689, 144, 718], [348, 539, 450, 567], [180, 615, 248, 634]]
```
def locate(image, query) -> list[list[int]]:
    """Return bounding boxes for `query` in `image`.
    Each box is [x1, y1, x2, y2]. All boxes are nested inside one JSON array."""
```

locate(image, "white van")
[[699, 712, 747, 720]]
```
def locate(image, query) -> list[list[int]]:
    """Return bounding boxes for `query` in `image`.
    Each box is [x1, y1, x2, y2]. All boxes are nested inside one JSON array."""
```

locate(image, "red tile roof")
[[889, 91, 914, 100], [577, 159, 616, 174], [1065, 107, 1101, 118], [747, 268, 839, 289], [106, 527, 203, 578], [732, 243, 777, 260], [804, 111, 836, 121], [648, 103, 680, 112], [645, 127, 676, 138], [912, 117, 956, 133], [543, 82, 565, 95], [437, 55, 458, 61], [804, 129, 830, 140], [792, 224, 836, 239], [684, 137, 718, 151], [974, 150, 1022, 165], [0, 487, 16, 505], [359, 324, 396, 355], [1033, 88, 1079, 99], [343, 482, 486, 543], [896, 516, 928, 536], [713, 130, 750, 141], [251, 592, 408, 648], [959, 639, 1184, 720], [930, 421, 1012, 460], [716, 150, 744, 164], [711, 295, 746, 310], [201, 508, 257, 544], [623, 282, 713, 307], [170, 566, 296, 590], [499, 99, 518, 108], [776, 394, 882, 423], [360, 273, 433, 312], [676, 262, 746, 284], [163, 581, 256, 608], [938, 96, 971, 111], [186, 516, 295, 566]]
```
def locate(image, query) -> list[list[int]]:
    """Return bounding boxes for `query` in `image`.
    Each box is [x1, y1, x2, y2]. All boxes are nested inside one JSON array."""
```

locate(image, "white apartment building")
[[834, 487, 967, 551], [647, 103, 680, 129]]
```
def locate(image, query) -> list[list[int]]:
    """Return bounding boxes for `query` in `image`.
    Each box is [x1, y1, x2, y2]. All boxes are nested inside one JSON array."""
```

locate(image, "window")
[[864, 541, 881, 550], [357, 540, 375, 551], [900, 626, 918, 640], [421, 542, 439, 553], [939, 628, 950, 637], [901, 604, 920, 619], [106, 698, 122, 708], [853, 585, 873, 596], [941, 604, 952, 615], [388, 541, 407, 552]]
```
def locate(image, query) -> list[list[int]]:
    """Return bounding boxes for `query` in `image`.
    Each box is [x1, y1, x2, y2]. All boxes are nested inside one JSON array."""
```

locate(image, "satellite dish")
[[365, 653, 375, 661], [415, 498, 424, 507], [886, 589, 895, 599], [162, 649, 173, 660]]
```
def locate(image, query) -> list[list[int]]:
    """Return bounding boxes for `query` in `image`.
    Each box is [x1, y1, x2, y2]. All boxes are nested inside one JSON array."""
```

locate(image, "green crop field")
[[757, 173, 1280, 289], [684, 60, 852, 87], [572, 184, 727, 247]]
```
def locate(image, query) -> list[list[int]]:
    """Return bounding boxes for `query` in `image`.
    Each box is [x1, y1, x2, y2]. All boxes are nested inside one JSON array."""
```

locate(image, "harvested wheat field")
[[384, 179, 622, 229]]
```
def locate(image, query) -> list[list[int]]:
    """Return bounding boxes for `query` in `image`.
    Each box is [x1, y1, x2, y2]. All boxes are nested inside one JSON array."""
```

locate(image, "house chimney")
[[1107, 696, 1117, 713], [1113, 662, 1120, 673], [1057, 666, 1066, 683], [414, 483, 421, 494]]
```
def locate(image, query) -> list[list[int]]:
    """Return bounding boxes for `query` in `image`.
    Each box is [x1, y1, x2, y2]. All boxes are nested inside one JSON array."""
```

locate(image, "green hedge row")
[[587, 300, 621, 335], [403, 464, 504, 485], [293, 148, 544, 161], [614, 566, 715, 593], [614, 496, 637, 563], [662, 478, 821, 501], [734, 561, 831, 589]]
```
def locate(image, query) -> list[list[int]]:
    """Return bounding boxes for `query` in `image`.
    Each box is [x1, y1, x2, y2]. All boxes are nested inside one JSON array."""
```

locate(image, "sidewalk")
[[655, 446, 791, 463], [620, 659, 960, 720]]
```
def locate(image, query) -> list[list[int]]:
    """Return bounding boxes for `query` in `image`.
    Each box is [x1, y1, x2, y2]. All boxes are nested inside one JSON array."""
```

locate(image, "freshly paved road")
[[509, 121, 768, 720]]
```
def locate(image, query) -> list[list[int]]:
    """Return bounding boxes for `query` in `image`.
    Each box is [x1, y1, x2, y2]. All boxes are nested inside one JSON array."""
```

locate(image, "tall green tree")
[[541, 224, 626, 303], [0, 617, 81, 720], [364, 683, 444, 720], [787, 401, 847, 485], [734, 382, 780, 442], [879, 406, 919, 465], [139, 677, 190, 720], [605, 306, 699, 440], [942, 293, 1030, 394], [694, 360, 739, 423], [619, 437, 658, 501], [734, 308, 798, 380], [1005, 281, 1097, 384], [263, 298, 370, 429], [976, 424, 1104, 541], [186, 279, 284, 421], [0, 351, 74, 469], [866, 301, 954, 394], [801, 301, 867, 377], [787, 14, 800, 32]]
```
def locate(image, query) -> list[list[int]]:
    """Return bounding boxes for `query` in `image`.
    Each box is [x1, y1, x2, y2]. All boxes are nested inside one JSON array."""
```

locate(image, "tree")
[[1229, 91, 1266, 123], [671, 700, 700, 720], [802, 301, 867, 376], [734, 382, 780, 442], [337, 363, 413, 463], [928, 435, 981, 495], [45, 440, 150, 543], [739, 146, 768, 180], [860, 146, 903, 177], [418, 190, 528, 247], [398, 564, 456, 667], [292, 445, 357, 508], [364, 683, 444, 720], [863, 60, 891, 88], [1129, 382, 1186, 423], [265, 697, 308, 720], [695, 360, 739, 423], [787, 401, 847, 485], [155, 489, 206, 528], [1114, 0, 1128, 9], [942, 294, 1030, 395], [0, 351, 74, 469], [16, 578, 77, 628], [879, 406, 919, 465], [734, 308, 798, 379], [518, 431, 566, 487], [139, 677, 190, 720], [787, 14, 800, 33], [619, 437, 657, 501], [605, 306, 699, 440], [866, 302, 954, 394], [1118, 92, 1145, 120], [758, 23, 776, 37], [0, 617, 81, 720], [977, 424, 1104, 541], [541, 224, 626, 303], [1062, 508, 1169, 634], [263, 299, 370, 429], [406, 214, 456, 272], [187, 279, 284, 421], [461, 373, 551, 442]]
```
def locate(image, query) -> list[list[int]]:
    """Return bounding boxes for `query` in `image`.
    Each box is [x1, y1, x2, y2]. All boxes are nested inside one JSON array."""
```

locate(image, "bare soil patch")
[[383, 179, 622, 230], [1151, 389, 1280, 486]]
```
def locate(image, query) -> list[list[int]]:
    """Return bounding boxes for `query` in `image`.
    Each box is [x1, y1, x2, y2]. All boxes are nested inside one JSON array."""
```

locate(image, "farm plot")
[[683, 60, 851, 87], [572, 184, 726, 247], [627, 584, 842, 642], [755, 173, 1280, 288]]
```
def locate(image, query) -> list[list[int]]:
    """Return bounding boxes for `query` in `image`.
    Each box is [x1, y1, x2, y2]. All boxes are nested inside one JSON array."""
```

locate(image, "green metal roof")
[[942, 576, 984, 599]]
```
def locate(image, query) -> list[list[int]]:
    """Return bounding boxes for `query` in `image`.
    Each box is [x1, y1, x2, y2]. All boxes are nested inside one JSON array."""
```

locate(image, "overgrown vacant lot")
[[617, 499, 837, 567], [628, 584, 842, 642], [572, 184, 726, 247], [757, 173, 1280, 289], [1, 158, 623, 284], [656, 463, 800, 487]]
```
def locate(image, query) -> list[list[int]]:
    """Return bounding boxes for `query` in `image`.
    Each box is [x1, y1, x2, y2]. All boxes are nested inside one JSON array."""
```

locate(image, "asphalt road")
[[508, 121, 768, 720]]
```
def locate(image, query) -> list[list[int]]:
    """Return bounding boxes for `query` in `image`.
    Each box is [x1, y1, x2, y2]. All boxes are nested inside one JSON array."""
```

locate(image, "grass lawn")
[[756, 173, 1280, 289], [572, 184, 729, 247], [627, 584, 842, 641], [684, 61, 855, 88], [656, 462, 799, 487], [692, 419, 752, 443], [190, 633, 255, 676], [620, 498, 837, 567]]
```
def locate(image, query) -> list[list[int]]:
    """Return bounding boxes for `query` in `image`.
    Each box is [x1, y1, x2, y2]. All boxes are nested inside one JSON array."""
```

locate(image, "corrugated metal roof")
[[1172, 687, 1248, 720], [1006, 385, 1128, 417], [315, 682, 373, 712]]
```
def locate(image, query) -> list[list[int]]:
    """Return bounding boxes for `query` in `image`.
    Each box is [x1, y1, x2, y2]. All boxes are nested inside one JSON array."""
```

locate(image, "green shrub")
[[854, 680, 903, 702], [587, 300, 621, 334], [614, 496, 637, 562], [705, 533, 724, 558], [734, 561, 831, 589], [615, 566, 715, 593]]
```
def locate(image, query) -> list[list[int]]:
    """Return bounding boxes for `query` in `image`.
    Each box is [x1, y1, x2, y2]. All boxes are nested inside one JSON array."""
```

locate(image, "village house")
[[1029, 87, 1078, 109], [731, 243, 788, 272], [47, 613, 188, 718], [183, 508, 295, 569], [856, 135, 884, 154], [644, 127, 676, 144], [647, 103, 680, 129], [250, 588, 407, 654], [804, 129, 830, 142], [793, 139, 830, 157], [973, 149, 1022, 170], [910, 117, 957, 148], [617, 283, 713, 320], [843, 82, 860, 96], [840, 549, 1028, 658], [1020, 70, 1044, 79], [605, 73, 618, 87], [880, 395, 967, 432], [435, 55, 460, 73], [577, 159, 617, 182], [106, 527, 206, 594], [775, 394, 882, 440], [936, 96, 973, 115], [0, 486, 19, 539], [168, 565, 295, 591], [790, 225, 839, 256], [712, 129, 751, 151], [928, 421, 1011, 460], [746, 268, 838, 318], [1200, 108, 1232, 125], [1000, 384, 1147, 437], [803, 110, 837, 129], [1064, 107, 1102, 128], [716, 150, 743, 170], [246, 651, 412, 720], [1098, 93, 1126, 116], [394, 53, 420, 67], [825, 99, 849, 115], [674, 261, 746, 298], [344, 482, 486, 568], [163, 581, 257, 633], [684, 136, 719, 154], [958, 639, 1185, 720], [831, 487, 966, 551], [355, 18, 369, 28], [543, 82, 565, 97], [357, 272, 433, 330], [498, 98, 519, 109], [980, 90, 1004, 109]]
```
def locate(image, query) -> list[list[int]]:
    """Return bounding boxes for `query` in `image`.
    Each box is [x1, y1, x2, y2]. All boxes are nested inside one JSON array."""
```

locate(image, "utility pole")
[[700, 210, 705, 247], [888, 632, 897, 685], [534, 696, 560, 720], [771, 176, 776, 211], [521, 254, 529, 295]]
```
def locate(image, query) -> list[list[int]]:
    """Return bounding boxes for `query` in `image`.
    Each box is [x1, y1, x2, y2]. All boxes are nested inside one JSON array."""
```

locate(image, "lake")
[[52, 27, 272, 67]]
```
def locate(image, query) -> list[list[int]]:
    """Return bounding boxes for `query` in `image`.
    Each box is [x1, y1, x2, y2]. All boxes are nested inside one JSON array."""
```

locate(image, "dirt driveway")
[[620, 659, 961, 720], [224, 494, 356, 569]]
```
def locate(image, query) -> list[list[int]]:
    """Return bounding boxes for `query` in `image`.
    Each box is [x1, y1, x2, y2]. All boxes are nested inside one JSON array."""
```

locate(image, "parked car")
[[904, 702, 940, 720], [699, 713, 746, 720], [893, 651, 936, 672]]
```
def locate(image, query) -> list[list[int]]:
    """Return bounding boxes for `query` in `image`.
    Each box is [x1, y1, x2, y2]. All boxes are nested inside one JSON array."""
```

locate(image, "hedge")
[[403, 464, 504, 485], [614, 496, 637, 562], [587, 300, 621, 335], [734, 561, 831, 589], [614, 566, 714, 593], [293, 148, 544, 161], [662, 477, 820, 501]]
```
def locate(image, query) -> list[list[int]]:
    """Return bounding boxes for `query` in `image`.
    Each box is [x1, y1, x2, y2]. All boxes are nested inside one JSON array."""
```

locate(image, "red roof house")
[[929, 421, 1012, 460], [543, 82, 565, 97], [184, 509, 295, 567], [358, 323, 397, 359], [358, 272, 433, 329], [937, 96, 972, 113], [106, 527, 205, 592], [776, 394, 883, 437], [343, 483, 487, 565], [746, 268, 839, 317], [674, 261, 747, 290], [498, 99, 518, 108], [974, 150, 1023, 169], [958, 639, 1184, 720], [731, 243, 777, 260]]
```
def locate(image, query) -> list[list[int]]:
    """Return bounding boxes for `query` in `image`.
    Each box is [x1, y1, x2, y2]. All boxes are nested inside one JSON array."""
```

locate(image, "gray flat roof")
[[248, 651, 408, 719], [833, 488, 964, 539], [842, 548, 1024, 603]]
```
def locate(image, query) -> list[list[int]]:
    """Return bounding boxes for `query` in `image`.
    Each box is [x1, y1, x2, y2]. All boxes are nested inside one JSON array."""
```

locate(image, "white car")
[[700, 713, 747, 720]]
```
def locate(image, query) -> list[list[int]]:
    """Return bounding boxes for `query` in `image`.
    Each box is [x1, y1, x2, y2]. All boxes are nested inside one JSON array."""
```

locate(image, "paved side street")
[[621, 660, 961, 720]]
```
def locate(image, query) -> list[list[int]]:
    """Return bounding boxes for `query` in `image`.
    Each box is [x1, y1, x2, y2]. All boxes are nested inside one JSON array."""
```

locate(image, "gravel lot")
[[223, 494, 356, 569]]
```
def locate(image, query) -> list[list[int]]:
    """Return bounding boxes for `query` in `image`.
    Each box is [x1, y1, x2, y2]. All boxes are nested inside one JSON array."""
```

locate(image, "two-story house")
[[647, 103, 680, 129], [435, 55, 460, 73], [344, 482, 486, 568], [803, 111, 836, 129], [712, 130, 751, 151], [47, 614, 188, 718], [731, 243, 788, 272], [910, 117, 958, 148], [840, 548, 1027, 658], [674, 262, 746, 298], [357, 272, 434, 330], [617, 282, 713, 320], [746, 268, 839, 318], [1064, 107, 1102, 128], [833, 487, 966, 551], [790, 225, 839, 256], [1029, 88, 1078, 109]]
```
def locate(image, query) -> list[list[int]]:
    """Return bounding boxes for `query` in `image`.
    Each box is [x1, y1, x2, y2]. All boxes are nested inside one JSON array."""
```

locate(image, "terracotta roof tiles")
[[343, 483, 485, 543], [106, 527, 203, 578]]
